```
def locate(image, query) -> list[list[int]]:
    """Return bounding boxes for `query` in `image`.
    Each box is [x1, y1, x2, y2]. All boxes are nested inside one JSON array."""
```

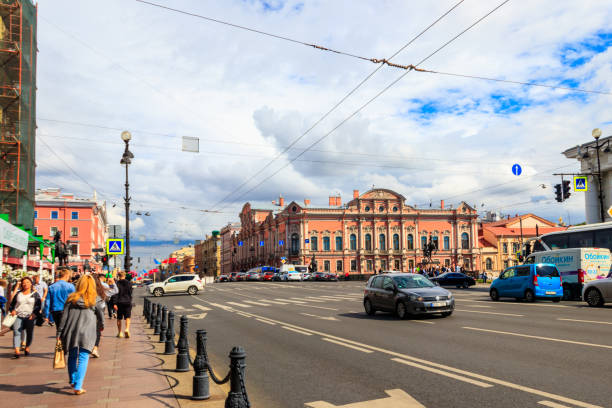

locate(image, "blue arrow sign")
[[512, 164, 522, 176]]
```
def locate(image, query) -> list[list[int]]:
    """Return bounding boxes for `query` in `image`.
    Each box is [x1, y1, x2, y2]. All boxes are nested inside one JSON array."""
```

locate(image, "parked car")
[[312, 272, 338, 281], [582, 274, 612, 307], [363, 273, 454, 319], [235, 272, 247, 282], [149, 274, 204, 297], [302, 273, 312, 281], [280, 264, 302, 281], [489, 264, 563, 302], [430, 272, 475, 288], [246, 268, 262, 281], [272, 272, 283, 281], [229, 272, 239, 282], [262, 270, 276, 281], [218, 274, 229, 282]]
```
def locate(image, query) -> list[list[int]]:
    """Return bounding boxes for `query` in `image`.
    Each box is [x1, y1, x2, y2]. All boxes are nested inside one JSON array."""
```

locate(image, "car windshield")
[[295, 267, 307, 273], [393, 275, 435, 289]]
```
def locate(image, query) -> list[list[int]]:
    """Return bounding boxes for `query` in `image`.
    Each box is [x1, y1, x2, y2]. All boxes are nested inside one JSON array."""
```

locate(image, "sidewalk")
[[0, 309, 180, 408]]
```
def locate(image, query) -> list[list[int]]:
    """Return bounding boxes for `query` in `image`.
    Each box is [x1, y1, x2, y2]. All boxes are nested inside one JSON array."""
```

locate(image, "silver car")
[[582, 274, 612, 307]]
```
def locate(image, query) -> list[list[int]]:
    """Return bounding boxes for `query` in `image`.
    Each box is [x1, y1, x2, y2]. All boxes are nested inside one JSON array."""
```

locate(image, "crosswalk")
[[198, 293, 364, 310]]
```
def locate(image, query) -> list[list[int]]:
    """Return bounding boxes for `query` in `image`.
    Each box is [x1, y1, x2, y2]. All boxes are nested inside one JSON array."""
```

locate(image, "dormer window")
[[364, 206, 370, 212]]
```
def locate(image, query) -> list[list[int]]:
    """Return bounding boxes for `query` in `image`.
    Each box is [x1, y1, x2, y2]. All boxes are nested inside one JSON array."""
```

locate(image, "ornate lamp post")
[[120, 131, 134, 272]]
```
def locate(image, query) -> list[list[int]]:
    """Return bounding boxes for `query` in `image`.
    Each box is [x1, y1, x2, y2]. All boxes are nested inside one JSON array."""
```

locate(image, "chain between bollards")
[[164, 310, 175, 355], [225, 346, 250, 408], [159, 306, 168, 343]]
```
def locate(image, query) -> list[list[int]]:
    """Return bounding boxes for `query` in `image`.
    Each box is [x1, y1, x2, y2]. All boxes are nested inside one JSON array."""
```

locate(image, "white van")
[[279, 264, 302, 281], [525, 248, 611, 299]]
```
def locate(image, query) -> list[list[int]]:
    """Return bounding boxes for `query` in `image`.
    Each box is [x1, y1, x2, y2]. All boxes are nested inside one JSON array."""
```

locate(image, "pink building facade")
[[220, 222, 241, 274], [231, 188, 481, 274]]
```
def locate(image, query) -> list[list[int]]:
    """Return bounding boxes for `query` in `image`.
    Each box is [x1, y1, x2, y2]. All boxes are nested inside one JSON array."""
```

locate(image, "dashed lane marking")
[[463, 327, 612, 350], [282, 326, 313, 336], [257, 299, 289, 305], [455, 309, 524, 317], [256, 318, 276, 325], [243, 300, 272, 306], [192, 304, 211, 311], [392, 358, 494, 388], [538, 401, 574, 408], [226, 302, 252, 308], [557, 318, 612, 325], [322, 338, 373, 353], [275, 298, 307, 304]]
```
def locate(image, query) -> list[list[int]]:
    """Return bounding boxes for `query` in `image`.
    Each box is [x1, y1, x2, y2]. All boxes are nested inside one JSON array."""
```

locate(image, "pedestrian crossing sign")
[[573, 176, 587, 192], [106, 239, 124, 255]]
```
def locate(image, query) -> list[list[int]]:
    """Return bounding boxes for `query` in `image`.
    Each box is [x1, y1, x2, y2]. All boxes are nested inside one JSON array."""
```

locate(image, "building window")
[[311, 236, 318, 251], [421, 235, 427, 249], [461, 233, 470, 249], [379, 206, 384, 212], [291, 233, 299, 253], [432, 236, 439, 249], [34, 211, 37, 219], [71, 211, 79, 220], [409, 260, 414, 269], [366, 260, 373, 271], [335, 236, 342, 251], [365, 234, 372, 250], [486, 258, 492, 270], [336, 260, 342, 272], [393, 234, 399, 250], [50, 227, 58, 237], [503, 260, 509, 268], [381, 260, 387, 270], [324, 260, 330, 271], [394, 259, 400, 270], [323, 237, 330, 251], [350, 234, 356, 250], [392, 206, 398, 212], [51, 211, 58, 219], [70, 227, 78, 237], [443, 236, 450, 250], [34, 227, 38, 235], [364, 206, 370, 212], [444, 259, 450, 267], [350, 260, 357, 271], [407, 234, 414, 250], [512, 242, 519, 254], [379, 234, 386, 250], [69, 244, 78, 256], [503, 243, 508, 254]]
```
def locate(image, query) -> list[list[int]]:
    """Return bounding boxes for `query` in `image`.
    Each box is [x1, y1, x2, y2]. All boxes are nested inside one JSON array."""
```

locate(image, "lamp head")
[[121, 131, 132, 142], [592, 128, 602, 140]]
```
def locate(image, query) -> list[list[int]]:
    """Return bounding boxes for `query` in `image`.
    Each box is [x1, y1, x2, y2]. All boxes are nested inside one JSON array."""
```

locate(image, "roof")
[[482, 226, 566, 237], [485, 213, 557, 228]]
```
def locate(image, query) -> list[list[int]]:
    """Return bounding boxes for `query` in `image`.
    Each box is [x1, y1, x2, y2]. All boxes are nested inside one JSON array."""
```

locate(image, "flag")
[[154, 259, 161, 265]]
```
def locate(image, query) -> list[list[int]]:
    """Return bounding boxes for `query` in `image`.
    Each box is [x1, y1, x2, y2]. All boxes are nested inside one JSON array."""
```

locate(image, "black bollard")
[[149, 303, 157, 329], [145, 299, 151, 323], [159, 306, 168, 343], [176, 316, 190, 372], [154, 304, 162, 335], [164, 311, 175, 355], [225, 346, 249, 408], [143, 298, 147, 318], [191, 329, 210, 400]]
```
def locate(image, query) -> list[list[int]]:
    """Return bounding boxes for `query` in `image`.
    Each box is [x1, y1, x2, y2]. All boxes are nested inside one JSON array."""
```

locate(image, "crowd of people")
[[0, 269, 133, 395]]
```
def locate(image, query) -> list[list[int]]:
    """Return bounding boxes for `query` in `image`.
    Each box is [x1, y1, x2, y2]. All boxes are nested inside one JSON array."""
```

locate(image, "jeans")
[[12, 317, 34, 349], [51, 311, 63, 334], [68, 347, 90, 391]]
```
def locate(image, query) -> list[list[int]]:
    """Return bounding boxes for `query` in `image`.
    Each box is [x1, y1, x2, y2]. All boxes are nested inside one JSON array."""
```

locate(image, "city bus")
[[523, 221, 612, 254]]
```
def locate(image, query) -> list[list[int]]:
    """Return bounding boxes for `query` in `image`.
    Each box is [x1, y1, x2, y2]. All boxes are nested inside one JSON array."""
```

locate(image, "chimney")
[[440, 200, 445, 209], [304, 199, 310, 206], [353, 190, 359, 199], [335, 196, 341, 206], [329, 196, 335, 207], [507, 215, 510, 220], [279, 195, 284, 207]]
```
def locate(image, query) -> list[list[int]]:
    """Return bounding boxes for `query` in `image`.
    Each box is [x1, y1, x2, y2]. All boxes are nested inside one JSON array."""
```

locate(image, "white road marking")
[[306, 389, 424, 408], [226, 302, 252, 308], [236, 312, 251, 318], [256, 318, 276, 325], [322, 338, 373, 353], [473, 300, 569, 308], [456, 304, 491, 308], [243, 300, 271, 306], [282, 326, 313, 336], [174, 305, 185, 310], [463, 327, 612, 350], [187, 313, 207, 319], [392, 358, 493, 388], [296, 304, 339, 311], [557, 318, 612, 325], [292, 297, 326, 303], [455, 309, 524, 317], [538, 401, 574, 408], [300, 313, 339, 321], [258, 299, 289, 305], [411, 320, 434, 325], [192, 304, 211, 311], [275, 298, 307, 304]]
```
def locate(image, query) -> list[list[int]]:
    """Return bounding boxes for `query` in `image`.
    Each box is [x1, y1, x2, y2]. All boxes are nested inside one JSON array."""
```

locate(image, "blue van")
[[490, 264, 563, 302]]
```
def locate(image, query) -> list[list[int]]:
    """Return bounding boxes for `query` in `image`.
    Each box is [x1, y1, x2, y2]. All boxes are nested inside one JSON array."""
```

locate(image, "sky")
[[34, 0, 612, 269]]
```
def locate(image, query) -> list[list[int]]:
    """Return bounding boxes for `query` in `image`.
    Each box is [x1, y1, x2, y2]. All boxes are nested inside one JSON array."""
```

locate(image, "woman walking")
[[113, 271, 133, 338], [8, 277, 42, 358], [57, 275, 105, 395], [91, 275, 108, 358]]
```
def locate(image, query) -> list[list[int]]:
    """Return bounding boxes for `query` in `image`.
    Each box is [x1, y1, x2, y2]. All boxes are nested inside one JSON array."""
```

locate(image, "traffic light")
[[562, 180, 571, 200], [554, 184, 562, 202], [101, 255, 109, 266]]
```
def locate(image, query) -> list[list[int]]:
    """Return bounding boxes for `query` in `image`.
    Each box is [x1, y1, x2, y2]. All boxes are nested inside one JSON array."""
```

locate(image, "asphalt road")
[[140, 281, 612, 408]]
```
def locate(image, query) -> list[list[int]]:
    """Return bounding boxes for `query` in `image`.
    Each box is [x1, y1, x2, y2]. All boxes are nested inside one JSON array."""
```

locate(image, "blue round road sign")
[[512, 164, 522, 176]]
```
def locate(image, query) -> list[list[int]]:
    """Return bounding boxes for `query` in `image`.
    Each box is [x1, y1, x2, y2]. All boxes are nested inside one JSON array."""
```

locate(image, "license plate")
[[429, 301, 446, 307], [545, 291, 556, 295]]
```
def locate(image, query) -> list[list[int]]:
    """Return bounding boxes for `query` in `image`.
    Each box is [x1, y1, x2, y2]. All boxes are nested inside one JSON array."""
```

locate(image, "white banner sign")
[[0, 218, 29, 252]]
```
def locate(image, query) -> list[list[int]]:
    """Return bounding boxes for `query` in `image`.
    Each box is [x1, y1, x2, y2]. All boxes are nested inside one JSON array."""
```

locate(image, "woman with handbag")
[[90, 275, 108, 358], [57, 275, 105, 395], [7, 276, 42, 358]]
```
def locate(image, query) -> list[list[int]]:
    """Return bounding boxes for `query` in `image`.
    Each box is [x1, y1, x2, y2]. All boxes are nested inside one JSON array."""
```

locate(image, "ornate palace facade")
[[230, 188, 480, 274]]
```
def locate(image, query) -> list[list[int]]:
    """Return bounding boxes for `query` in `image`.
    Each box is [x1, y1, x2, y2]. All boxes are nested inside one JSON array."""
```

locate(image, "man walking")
[[47, 268, 75, 332]]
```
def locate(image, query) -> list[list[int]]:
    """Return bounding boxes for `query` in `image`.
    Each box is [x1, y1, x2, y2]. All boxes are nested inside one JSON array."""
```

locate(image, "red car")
[[262, 271, 275, 281]]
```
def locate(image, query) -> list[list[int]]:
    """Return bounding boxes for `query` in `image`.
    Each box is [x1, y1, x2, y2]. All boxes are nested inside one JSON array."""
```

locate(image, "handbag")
[[1, 314, 16, 328], [53, 339, 66, 369]]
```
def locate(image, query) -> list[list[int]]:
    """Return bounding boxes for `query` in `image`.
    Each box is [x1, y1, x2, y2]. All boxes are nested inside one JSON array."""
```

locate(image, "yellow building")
[[195, 233, 221, 277], [166, 245, 195, 275]]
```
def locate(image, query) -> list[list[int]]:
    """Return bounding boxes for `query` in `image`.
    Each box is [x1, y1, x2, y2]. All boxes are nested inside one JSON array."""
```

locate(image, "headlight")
[[409, 295, 424, 301]]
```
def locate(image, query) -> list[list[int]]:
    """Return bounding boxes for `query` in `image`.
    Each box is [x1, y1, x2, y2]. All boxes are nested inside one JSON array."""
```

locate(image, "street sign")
[[511, 163, 522, 176], [608, 206, 612, 219], [281, 258, 286, 264], [305, 238, 310, 244], [92, 248, 105, 253], [259, 240, 264, 246], [279, 240, 284, 246], [0, 218, 28, 251], [106, 238, 124, 255], [574, 176, 587, 192]]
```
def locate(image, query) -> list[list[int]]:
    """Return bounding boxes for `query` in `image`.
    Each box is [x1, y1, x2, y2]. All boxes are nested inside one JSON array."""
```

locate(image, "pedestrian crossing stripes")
[[201, 294, 362, 311]]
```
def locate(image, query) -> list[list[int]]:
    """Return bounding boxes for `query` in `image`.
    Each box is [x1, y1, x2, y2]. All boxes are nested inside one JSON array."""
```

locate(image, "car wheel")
[[462, 280, 469, 289], [396, 301, 409, 320], [524, 289, 535, 303], [364, 299, 376, 316], [585, 288, 604, 307], [441, 311, 453, 317], [153, 288, 163, 297], [490, 288, 499, 301], [187, 286, 198, 295], [552, 297, 561, 303]]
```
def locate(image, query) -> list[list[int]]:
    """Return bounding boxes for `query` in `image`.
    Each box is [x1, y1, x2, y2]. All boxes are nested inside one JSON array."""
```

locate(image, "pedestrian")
[[57, 275, 105, 395], [113, 271, 133, 338], [7, 276, 42, 358], [0, 279, 7, 325], [91, 275, 108, 358], [482, 272, 488, 284], [47, 268, 76, 334], [102, 274, 118, 319], [344, 272, 349, 281]]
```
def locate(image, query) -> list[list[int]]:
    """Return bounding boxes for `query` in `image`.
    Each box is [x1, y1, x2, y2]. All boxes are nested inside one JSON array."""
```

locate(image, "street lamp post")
[[120, 131, 134, 272], [592, 128, 605, 223]]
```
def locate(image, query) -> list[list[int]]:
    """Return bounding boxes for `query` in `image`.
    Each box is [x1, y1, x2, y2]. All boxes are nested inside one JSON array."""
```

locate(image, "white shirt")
[[0, 286, 5, 298], [34, 281, 48, 298], [15, 292, 35, 318]]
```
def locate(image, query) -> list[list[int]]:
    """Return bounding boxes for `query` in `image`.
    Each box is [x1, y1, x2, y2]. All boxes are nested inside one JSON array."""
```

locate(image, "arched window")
[[365, 234, 372, 250], [291, 233, 299, 253], [393, 234, 400, 250], [311, 236, 318, 251], [323, 236, 330, 251], [461, 232, 470, 249], [379, 234, 386, 250], [432, 236, 439, 249], [407, 234, 414, 250], [350, 234, 356, 250], [443, 236, 450, 250], [421, 236, 427, 249], [335, 236, 342, 251], [485, 258, 492, 270]]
